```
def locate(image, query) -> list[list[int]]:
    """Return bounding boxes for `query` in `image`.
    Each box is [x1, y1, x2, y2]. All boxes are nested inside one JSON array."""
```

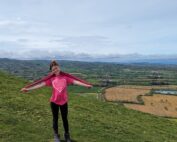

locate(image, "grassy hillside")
[[1, 71, 177, 142]]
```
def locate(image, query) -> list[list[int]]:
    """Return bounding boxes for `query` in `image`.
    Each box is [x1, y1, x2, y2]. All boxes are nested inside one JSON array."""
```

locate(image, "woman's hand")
[[20, 88, 28, 93], [86, 84, 93, 88]]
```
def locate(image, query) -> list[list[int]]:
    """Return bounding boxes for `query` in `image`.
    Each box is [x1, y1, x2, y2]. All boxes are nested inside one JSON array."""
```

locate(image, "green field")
[[1, 71, 177, 142], [1, 59, 177, 87]]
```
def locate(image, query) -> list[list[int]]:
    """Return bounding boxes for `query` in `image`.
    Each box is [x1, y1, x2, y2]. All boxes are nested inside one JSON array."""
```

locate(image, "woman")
[[21, 60, 92, 142]]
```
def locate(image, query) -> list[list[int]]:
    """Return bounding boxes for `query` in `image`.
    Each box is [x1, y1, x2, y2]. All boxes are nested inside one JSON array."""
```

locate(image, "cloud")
[[49, 35, 113, 54], [6, 35, 113, 54], [0, 18, 28, 27], [0, 0, 177, 56], [1, 47, 177, 64], [0, 38, 80, 60], [0, 18, 51, 37], [0, 40, 24, 50]]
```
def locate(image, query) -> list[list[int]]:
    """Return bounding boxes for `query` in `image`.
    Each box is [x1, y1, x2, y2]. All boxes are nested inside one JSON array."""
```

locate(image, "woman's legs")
[[50, 102, 59, 134], [50, 102, 69, 133], [50, 102, 70, 142], [60, 103, 71, 142], [59, 103, 69, 134]]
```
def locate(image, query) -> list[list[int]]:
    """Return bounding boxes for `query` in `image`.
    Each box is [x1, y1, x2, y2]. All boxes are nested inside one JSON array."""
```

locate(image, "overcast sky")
[[0, 0, 177, 59]]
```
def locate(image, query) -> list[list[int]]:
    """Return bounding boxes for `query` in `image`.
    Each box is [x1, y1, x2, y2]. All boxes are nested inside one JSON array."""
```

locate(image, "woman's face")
[[51, 65, 60, 75]]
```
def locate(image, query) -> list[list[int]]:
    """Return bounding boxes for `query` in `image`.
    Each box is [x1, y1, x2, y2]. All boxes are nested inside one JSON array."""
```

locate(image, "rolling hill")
[[1, 71, 177, 142]]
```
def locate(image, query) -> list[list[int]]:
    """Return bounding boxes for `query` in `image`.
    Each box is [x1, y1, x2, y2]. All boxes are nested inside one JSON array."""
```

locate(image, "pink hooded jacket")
[[23, 71, 92, 105]]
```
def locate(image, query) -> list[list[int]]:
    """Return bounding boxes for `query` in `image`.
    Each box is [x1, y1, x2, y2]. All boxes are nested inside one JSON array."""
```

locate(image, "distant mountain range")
[[68, 54, 177, 64], [0, 53, 177, 65]]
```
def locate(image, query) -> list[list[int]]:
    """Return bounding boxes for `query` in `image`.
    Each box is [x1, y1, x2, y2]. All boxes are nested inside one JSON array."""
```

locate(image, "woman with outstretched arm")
[[21, 60, 92, 142]]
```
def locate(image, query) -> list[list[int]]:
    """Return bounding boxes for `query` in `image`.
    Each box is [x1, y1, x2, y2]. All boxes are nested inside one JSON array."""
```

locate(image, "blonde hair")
[[50, 60, 59, 70]]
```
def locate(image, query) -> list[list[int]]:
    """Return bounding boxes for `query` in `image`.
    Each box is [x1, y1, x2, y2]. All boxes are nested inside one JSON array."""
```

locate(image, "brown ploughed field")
[[104, 85, 177, 118]]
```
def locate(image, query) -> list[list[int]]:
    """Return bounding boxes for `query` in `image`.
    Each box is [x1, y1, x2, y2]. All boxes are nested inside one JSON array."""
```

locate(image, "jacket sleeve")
[[66, 76, 74, 85], [45, 79, 52, 86]]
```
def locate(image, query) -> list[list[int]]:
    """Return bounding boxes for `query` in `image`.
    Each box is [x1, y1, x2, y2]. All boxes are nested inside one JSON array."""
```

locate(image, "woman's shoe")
[[54, 133, 61, 142], [64, 133, 71, 142]]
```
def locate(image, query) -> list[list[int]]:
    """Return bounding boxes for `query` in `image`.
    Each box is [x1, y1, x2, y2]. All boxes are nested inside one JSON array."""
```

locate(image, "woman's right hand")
[[86, 84, 93, 88], [20, 88, 28, 93]]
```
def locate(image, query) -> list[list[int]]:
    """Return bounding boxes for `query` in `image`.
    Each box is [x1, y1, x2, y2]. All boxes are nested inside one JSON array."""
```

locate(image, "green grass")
[[1, 71, 177, 142]]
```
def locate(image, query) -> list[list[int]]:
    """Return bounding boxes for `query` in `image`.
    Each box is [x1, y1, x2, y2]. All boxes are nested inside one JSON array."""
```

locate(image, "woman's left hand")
[[86, 84, 93, 88], [20, 88, 28, 93]]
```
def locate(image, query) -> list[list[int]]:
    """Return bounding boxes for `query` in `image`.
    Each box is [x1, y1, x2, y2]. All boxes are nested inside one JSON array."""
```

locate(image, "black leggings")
[[50, 102, 69, 134]]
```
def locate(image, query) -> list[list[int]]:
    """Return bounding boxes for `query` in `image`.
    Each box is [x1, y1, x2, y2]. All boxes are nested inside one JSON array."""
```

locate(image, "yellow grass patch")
[[104, 87, 150, 103], [104, 85, 177, 118], [125, 94, 177, 118]]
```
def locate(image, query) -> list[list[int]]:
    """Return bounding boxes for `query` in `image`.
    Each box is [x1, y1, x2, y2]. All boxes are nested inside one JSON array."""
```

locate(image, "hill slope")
[[1, 71, 177, 142]]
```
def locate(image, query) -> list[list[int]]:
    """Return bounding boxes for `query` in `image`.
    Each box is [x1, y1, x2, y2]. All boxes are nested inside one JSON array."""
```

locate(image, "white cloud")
[[0, 0, 177, 58]]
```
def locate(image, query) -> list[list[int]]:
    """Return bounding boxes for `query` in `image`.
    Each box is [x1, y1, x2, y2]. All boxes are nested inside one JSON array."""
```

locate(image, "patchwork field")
[[3, 72, 177, 141], [104, 85, 177, 118], [125, 94, 177, 118], [104, 87, 150, 103], [2, 59, 177, 141]]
